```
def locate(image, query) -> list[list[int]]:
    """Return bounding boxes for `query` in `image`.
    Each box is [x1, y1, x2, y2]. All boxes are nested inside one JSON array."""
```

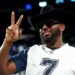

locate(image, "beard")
[[41, 29, 61, 45]]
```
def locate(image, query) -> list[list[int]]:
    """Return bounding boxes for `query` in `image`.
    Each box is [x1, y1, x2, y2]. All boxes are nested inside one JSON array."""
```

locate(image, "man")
[[0, 5, 75, 75]]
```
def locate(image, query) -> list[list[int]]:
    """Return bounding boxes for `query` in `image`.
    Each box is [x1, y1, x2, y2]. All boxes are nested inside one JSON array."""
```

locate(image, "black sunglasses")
[[36, 19, 61, 29]]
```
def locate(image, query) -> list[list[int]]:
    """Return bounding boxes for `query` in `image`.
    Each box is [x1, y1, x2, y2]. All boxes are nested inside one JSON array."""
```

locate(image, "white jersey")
[[25, 43, 75, 75]]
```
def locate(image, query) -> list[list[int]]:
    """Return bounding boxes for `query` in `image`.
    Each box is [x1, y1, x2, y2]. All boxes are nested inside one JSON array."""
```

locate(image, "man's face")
[[37, 19, 63, 44]]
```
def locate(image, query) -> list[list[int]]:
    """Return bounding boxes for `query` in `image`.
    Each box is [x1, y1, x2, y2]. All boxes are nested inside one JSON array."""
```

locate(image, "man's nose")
[[42, 24, 48, 30]]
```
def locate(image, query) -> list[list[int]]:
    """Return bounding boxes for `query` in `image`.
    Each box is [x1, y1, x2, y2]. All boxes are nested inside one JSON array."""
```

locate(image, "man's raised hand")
[[5, 11, 24, 43]]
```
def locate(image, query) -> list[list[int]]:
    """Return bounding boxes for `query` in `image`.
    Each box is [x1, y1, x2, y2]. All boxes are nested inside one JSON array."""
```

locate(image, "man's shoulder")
[[63, 43, 75, 52], [28, 44, 41, 51], [27, 44, 42, 54], [66, 43, 75, 49], [30, 44, 41, 49]]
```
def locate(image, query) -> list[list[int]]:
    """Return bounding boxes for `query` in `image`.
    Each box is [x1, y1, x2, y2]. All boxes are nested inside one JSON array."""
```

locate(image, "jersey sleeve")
[[10, 47, 30, 73]]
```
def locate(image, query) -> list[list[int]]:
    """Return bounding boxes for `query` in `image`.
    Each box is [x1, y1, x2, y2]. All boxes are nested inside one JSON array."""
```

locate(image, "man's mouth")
[[42, 32, 51, 37]]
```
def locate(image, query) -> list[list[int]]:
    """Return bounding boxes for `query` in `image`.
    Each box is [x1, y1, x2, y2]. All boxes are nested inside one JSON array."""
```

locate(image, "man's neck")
[[46, 37, 64, 50]]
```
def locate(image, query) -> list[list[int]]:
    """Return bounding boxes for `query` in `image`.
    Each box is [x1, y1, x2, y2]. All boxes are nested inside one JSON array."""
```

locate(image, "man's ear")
[[59, 24, 65, 32]]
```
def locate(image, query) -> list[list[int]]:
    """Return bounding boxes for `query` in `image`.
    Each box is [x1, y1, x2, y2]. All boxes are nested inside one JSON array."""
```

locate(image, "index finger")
[[11, 11, 15, 26], [16, 15, 24, 26]]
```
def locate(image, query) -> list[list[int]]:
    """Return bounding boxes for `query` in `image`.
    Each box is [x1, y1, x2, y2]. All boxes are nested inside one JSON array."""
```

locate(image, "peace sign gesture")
[[5, 11, 24, 43]]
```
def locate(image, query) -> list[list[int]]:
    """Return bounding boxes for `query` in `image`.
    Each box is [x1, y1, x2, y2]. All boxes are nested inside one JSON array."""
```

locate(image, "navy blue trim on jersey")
[[10, 47, 30, 73]]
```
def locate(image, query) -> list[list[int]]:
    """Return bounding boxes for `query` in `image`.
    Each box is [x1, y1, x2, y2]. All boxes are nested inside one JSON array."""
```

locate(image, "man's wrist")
[[4, 38, 14, 45]]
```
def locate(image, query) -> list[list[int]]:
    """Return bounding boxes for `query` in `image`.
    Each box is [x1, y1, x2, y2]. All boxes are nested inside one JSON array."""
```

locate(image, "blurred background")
[[0, 0, 75, 75]]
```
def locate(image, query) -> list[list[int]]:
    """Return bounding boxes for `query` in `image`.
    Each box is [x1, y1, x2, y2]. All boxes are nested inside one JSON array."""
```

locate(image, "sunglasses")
[[36, 19, 61, 29]]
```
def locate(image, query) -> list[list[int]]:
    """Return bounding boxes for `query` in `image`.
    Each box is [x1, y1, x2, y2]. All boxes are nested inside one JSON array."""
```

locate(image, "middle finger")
[[16, 15, 24, 26]]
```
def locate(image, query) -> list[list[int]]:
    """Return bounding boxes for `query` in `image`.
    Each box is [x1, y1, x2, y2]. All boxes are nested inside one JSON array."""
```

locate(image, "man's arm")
[[0, 39, 17, 75], [0, 11, 24, 75]]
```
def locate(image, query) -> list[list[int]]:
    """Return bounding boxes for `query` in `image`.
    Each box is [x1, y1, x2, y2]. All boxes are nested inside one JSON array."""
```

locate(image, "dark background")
[[0, 0, 75, 55]]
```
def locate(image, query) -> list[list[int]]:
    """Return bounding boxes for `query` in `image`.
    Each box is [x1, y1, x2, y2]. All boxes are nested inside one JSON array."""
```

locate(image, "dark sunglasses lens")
[[36, 20, 60, 29], [45, 20, 60, 27], [36, 22, 43, 29], [45, 21, 53, 27]]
